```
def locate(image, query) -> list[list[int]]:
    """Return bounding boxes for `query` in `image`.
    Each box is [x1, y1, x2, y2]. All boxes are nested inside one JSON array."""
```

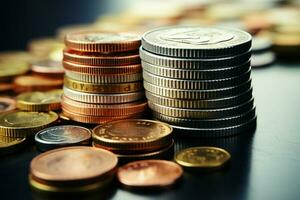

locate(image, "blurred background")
[[0, 0, 299, 58]]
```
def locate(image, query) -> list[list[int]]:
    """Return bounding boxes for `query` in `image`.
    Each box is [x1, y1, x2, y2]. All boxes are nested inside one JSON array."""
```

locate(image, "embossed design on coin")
[[160, 29, 234, 45], [175, 146, 231, 168]]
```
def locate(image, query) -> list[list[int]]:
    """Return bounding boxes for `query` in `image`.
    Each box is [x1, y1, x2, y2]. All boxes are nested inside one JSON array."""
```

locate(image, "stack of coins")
[[92, 119, 174, 162], [29, 147, 118, 195], [140, 26, 257, 137], [251, 37, 275, 68], [62, 32, 147, 124]]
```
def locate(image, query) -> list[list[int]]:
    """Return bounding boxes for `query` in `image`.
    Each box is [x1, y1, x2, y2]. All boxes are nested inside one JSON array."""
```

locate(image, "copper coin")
[[13, 75, 63, 93], [63, 61, 141, 75], [0, 83, 14, 93], [61, 95, 147, 116], [31, 59, 64, 77], [0, 97, 16, 114], [62, 108, 144, 124], [30, 146, 118, 185], [63, 49, 140, 66], [117, 160, 182, 188], [65, 31, 141, 53]]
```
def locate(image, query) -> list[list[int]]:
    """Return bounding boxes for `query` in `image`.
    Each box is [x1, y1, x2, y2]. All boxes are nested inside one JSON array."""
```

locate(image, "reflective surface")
[[1, 63, 300, 199]]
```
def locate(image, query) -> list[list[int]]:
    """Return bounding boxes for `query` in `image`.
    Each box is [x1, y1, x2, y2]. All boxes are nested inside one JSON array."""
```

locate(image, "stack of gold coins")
[[29, 146, 118, 196], [92, 119, 174, 162], [62, 32, 147, 124], [141, 26, 257, 137]]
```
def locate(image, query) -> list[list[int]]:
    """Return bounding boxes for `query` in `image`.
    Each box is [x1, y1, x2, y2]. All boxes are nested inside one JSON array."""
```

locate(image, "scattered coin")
[[0, 97, 16, 114]]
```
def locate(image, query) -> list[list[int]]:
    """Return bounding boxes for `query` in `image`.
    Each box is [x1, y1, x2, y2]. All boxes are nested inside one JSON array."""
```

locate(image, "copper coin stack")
[[62, 32, 147, 124]]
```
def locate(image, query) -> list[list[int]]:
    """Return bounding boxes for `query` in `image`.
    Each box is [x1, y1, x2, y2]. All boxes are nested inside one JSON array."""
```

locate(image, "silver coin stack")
[[140, 26, 257, 137]]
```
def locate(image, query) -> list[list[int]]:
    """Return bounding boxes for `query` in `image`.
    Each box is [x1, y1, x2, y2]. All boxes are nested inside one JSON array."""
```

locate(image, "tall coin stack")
[[62, 32, 147, 124], [140, 27, 257, 137]]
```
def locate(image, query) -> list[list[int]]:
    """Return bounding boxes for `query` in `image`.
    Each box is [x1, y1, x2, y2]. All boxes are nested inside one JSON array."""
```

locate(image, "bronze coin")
[[30, 146, 118, 186], [117, 160, 182, 188], [0, 97, 16, 113]]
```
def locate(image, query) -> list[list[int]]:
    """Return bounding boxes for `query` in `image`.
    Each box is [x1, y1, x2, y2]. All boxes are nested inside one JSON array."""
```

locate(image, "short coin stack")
[[140, 26, 257, 137], [62, 32, 147, 124]]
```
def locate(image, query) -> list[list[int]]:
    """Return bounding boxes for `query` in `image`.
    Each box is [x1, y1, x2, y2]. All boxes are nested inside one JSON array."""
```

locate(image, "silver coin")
[[251, 52, 275, 68], [153, 106, 256, 128], [142, 69, 251, 90], [63, 87, 145, 104], [139, 47, 251, 70], [35, 125, 91, 151], [142, 26, 252, 58], [142, 60, 250, 80], [252, 37, 272, 53], [145, 88, 253, 109], [143, 79, 252, 99], [148, 98, 254, 119], [169, 116, 257, 138]]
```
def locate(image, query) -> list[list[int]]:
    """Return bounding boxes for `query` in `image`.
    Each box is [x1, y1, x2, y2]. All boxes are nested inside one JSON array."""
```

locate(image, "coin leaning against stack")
[[62, 32, 147, 124], [140, 26, 257, 137]]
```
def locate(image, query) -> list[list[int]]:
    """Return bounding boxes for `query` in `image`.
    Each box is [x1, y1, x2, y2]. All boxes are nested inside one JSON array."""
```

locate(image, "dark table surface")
[[1, 62, 300, 200]]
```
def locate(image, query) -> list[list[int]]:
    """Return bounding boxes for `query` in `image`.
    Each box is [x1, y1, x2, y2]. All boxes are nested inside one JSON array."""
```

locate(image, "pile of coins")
[[61, 32, 147, 124], [140, 26, 257, 137], [92, 119, 174, 162]]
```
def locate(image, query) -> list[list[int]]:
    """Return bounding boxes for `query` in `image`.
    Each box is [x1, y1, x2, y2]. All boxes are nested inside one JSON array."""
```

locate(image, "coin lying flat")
[[139, 47, 251, 70], [117, 160, 182, 188], [142, 26, 252, 58], [35, 125, 92, 151], [63, 87, 145, 104], [251, 52, 275, 68], [92, 119, 173, 152], [30, 146, 118, 188], [65, 32, 141, 53], [16, 89, 63, 111], [0, 136, 26, 155], [175, 146, 231, 169], [0, 111, 58, 137], [0, 59, 29, 81], [31, 59, 64, 77], [0, 97, 16, 114]]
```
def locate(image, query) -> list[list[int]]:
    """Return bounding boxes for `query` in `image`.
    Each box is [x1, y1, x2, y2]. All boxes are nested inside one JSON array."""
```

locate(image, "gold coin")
[[0, 136, 26, 155], [17, 89, 63, 111], [0, 51, 41, 63], [0, 111, 58, 137], [28, 37, 64, 58], [92, 119, 173, 151], [0, 59, 29, 81], [175, 146, 231, 169], [64, 77, 143, 94]]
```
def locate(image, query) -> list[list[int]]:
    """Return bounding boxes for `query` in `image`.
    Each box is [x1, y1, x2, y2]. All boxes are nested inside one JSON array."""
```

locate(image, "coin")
[[63, 87, 145, 104], [35, 125, 91, 151], [0, 97, 16, 113], [139, 47, 251, 70], [0, 51, 40, 63], [142, 60, 250, 80], [117, 160, 182, 188], [142, 26, 252, 58], [143, 69, 251, 90], [171, 115, 257, 138], [65, 70, 142, 84], [0, 59, 29, 81], [0, 111, 58, 137], [31, 59, 64, 77], [14, 75, 63, 93], [16, 89, 63, 111], [251, 52, 275, 68], [28, 37, 64, 58], [145, 88, 253, 109], [63, 49, 140, 66], [62, 109, 144, 124], [30, 146, 118, 188], [0, 136, 26, 155], [148, 98, 254, 119], [62, 95, 147, 116], [64, 77, 143, 94], [143, 79, 252, 99], [65, 32, 141, 53], [63, 61, 141, 75], [252, 37, 272, 53], [92, 119, 173, 151], [175, 146, 231, 169], [153, 106, 256, 128]]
